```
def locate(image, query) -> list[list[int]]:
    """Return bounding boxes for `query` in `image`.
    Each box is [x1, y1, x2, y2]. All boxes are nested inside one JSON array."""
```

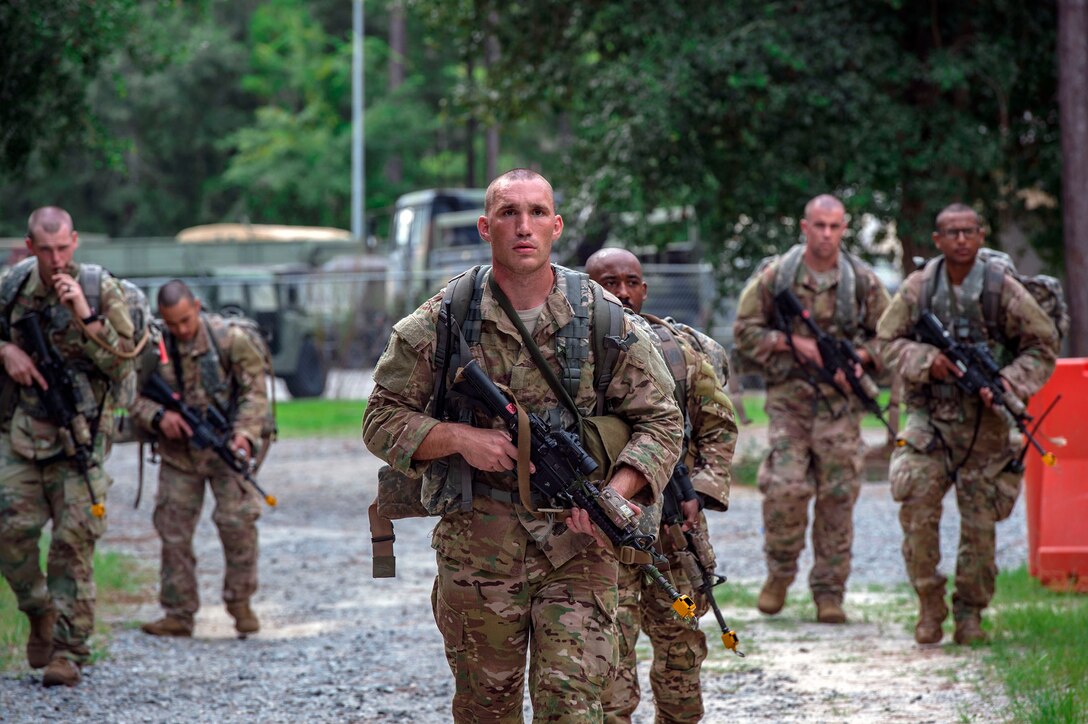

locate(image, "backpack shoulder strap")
[[771, 244, 806, 296], [645, 317, 688, 409], [589, 282, 624, 416], [77, 263, 104, 316], [918, 256, 945, 319], [0, 258, 37, 336], [981, 257, 1007, 343], [431, 265, 485, 417], [556, 267, 591, 403]]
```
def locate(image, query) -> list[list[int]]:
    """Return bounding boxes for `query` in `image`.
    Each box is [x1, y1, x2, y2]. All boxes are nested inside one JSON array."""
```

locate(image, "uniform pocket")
[[989, 464, 1023, 521], [889, 427, 934, 503], [432, 582, 467, 652], [664, 640, 698, 671]]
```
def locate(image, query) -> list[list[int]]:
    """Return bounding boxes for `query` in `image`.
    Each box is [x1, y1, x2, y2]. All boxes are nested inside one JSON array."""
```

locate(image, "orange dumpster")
[[1024, 357, 1088, 592]]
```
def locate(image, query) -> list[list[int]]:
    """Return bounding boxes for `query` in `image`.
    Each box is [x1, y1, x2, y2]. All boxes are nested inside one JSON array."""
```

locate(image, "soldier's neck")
[[944, 258, 974, 286], [802, 248, 838, 273], [492, 266, 555, 310]]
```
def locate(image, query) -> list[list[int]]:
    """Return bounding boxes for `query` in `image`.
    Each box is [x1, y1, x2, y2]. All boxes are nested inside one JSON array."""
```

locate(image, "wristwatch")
[[151, 408, 165, 431], [81, 312, 101, 325]]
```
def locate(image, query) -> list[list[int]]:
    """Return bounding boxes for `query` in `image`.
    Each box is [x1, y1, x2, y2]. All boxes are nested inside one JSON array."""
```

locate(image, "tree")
[[0, 0, 138, 172], [1059, 0, 1088, 355]]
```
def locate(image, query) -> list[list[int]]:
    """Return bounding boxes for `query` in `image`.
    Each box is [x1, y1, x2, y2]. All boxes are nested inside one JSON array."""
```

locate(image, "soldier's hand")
[[159, 411, 193, 440], [231, 434, 252, 461], [460, 427, 519, 473], [0, 344, 48, 389], [680, 498, 701, 531], [567, 498, 643, 548], [929, 353, 962, 382], [790, 336, 823, 367], [52, 272, 93, 320], [979, 379, 1010, 409]]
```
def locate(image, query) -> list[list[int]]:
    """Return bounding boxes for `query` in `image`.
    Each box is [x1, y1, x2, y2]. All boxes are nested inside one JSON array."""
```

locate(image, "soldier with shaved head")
[[363, 170, 683, 721], [588, 247, 738, 724], [734, 194, 889, 624], [0, 206, 134, 686]]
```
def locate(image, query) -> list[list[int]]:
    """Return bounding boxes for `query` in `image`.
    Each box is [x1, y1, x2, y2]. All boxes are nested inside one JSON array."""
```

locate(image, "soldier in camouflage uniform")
[[132, 280, 269, 638], [733, 195, 890, 624], [0, 207, 134, 687], [877, 204, 1058, 645], [587, 249, 737, 724], [363, 170, 683, 722]]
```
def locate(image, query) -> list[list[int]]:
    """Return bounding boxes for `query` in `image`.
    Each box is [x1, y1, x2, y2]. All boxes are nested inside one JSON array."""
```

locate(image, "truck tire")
[[284, 338, 327, 398]]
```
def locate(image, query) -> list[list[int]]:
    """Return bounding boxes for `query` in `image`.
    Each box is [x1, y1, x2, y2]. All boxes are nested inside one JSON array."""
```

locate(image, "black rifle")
[[142, 371, 278, 506], [457, 358, 697, 620], [774, 288, 893, 433], [661, 466, 744, 656], [13, 312, 104, 517], [914, 311, 1056, 468]]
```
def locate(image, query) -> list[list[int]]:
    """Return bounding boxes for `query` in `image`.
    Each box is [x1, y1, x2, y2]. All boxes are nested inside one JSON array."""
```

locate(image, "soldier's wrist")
[[151, 407, 165, 431]]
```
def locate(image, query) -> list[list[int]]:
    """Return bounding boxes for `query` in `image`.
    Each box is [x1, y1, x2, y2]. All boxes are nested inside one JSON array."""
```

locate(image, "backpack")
[[0, 258, 154, 410], [918, 248, 1069, 346]]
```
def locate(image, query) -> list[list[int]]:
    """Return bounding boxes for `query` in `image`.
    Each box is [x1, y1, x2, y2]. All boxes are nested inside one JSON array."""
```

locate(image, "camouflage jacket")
[[0, 261, 134, 462], [647, 315, 737, 512], [877, 261, 1058, 422], [363, 265, 683, 572], [131, 313, 270, 471], [733, 252, 890, 401]]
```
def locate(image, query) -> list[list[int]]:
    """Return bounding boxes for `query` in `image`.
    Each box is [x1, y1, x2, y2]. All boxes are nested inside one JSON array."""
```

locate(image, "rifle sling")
[[488, 275, 583, 431]]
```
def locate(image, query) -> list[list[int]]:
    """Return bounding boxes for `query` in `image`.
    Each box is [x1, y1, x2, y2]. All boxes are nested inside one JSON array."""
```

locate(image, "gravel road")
[[0, 431, 1022, 722]]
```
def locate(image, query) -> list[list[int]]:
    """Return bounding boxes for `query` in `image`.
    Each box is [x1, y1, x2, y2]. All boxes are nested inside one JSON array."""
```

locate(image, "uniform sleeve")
[[877, 274, 941, 385], [998, 277, 1059, 400], [228, 326, 271, 447], [687, 350, 737, 511], [361, 297, 442, 476], [605, 315, 684, 505], [82, 276, 135, 384], [732, 266, 784, 366], [856, 266, 892, 374]]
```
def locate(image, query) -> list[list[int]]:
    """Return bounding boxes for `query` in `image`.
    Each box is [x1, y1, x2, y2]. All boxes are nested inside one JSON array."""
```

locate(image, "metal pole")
[[351, 0, 365, 241]]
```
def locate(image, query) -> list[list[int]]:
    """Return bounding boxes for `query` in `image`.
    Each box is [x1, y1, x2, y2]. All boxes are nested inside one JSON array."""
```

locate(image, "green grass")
[[273, 399, 367, 438], [983, 566, 1088, 723], [735, 390, 906, 430], [1, 536, 151, 670]]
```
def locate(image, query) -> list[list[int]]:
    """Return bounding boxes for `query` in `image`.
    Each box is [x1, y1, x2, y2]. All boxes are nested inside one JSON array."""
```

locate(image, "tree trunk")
[[1059, 0, 1088, 356], [384, 0, 405, 186], [484, 15, 500, 183]]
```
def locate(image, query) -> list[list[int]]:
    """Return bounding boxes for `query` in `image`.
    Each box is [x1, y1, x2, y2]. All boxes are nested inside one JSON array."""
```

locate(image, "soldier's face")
[[589, 256, 647, 313], [26, 226, 78, 286], [933, 211, 984, 266], [160, 297, 202, 342], [800, 207, 846, 265], [478, 179, 562, 278]]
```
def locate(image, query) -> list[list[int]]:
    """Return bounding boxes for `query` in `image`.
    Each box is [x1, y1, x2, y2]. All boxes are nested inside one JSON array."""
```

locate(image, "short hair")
[[934, 203, 981, 229], [484, 168, 554, 214], [158, 279, 196, 309], [803, 194, 845, 218], [585, 248, 642, 280], [26, 206, 74, 241]]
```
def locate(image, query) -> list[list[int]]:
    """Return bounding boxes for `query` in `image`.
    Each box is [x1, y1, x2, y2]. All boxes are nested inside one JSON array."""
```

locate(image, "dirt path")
[[0, 436, 1015, 722]]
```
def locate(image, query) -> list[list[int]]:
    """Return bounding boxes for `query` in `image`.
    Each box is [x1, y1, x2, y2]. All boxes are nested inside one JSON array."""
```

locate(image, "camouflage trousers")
[[152, 458, 260, 621], [0, 437, 109, 664], [890, 409, 1022, 616], [758, 385, 864, 598], [601, 512, 712, 724], [431, 541, 619, 723]]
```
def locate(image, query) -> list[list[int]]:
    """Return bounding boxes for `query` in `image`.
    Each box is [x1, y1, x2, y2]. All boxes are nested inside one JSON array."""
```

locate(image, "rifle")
[[13, 311, 105, 517], [142, 371, 278, 506], [661, 464, 744, 656], [914, 311, 1057, 468], [774, 288, 893, 433], [456, 358, 697, 620]]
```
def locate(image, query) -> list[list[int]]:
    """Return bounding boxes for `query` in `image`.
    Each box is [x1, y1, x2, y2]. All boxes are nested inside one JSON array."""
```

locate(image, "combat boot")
[[140, 615, 194, 637], [227, 601, 260, 635], [757, 578, 790, 615], [26, 609, 57, 669], [815, 595, 847, 624], [953, 610, 989, 645], [914, 588, 948, 644], [41, 657, 81, 687]]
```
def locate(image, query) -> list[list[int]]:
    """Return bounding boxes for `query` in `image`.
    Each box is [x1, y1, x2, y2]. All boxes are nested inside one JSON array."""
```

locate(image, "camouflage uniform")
[[878, 262, 1057, 620], [130, 314, 269, 625], [363, 265, 683, 723], [733, 253, 889, 601], [602, 319, 737, 724], [0, 261, 134, 664]]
